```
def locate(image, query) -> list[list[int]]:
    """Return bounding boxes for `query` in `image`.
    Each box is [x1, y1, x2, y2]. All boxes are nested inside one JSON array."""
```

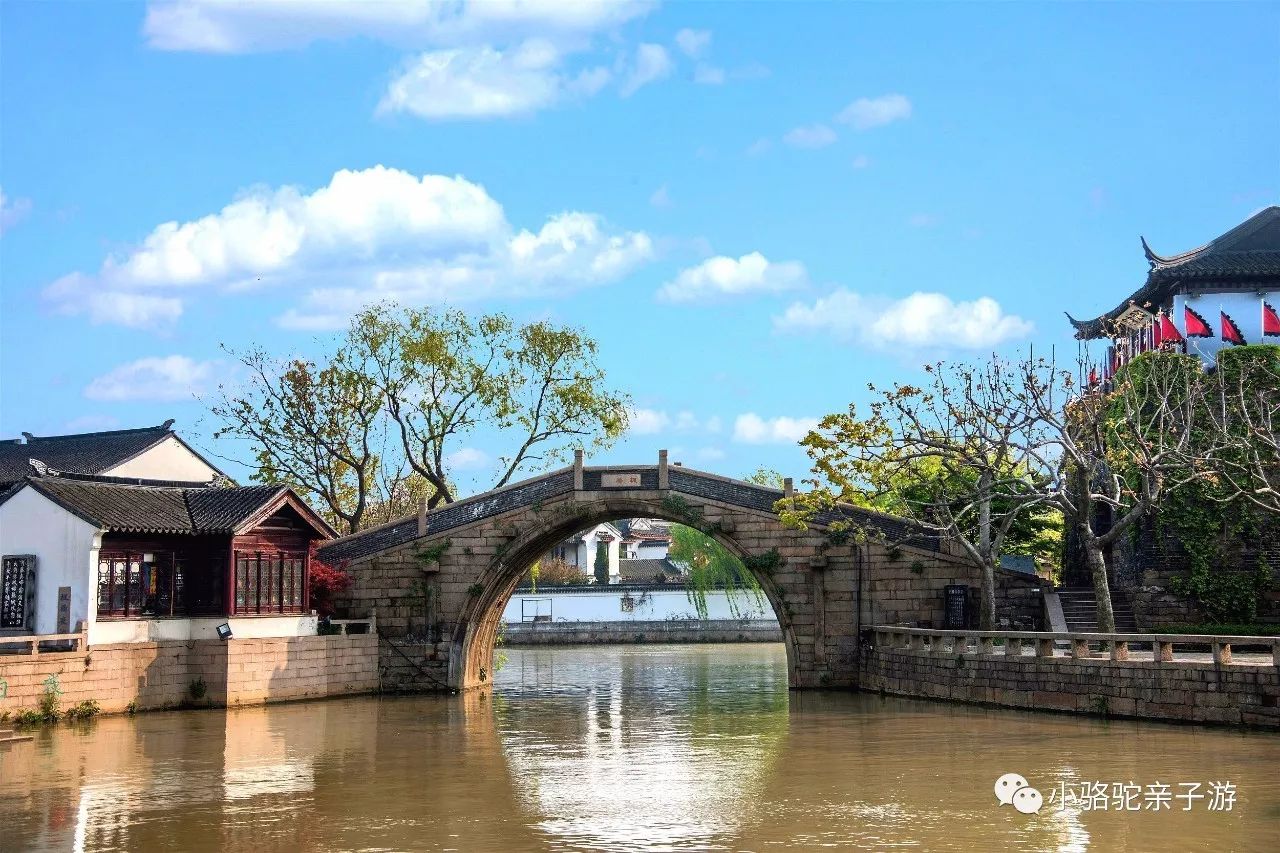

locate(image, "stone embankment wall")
[[0, 635, 378, 714], [504, 619, 783, 645], [860, 642, 1280, 728]]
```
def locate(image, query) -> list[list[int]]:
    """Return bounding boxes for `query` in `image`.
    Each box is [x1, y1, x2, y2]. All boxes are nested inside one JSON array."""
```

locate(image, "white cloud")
[[621, 43, 673, 96], [629, 408, 671, 434], [695, 446, 726, 462], [379, 41, 580, 120], [674, 28, 711, 58], [0, 186, 32, 233], [147, 1, 657, 120], [851, 154, 871, 170], [446, 447, 490, 470], [836, 93, 912, 130], [628, 408, 720, 436], [783, 124, 837, 149], [774, 289, 1033, 350], [908, 212, 939, 228], [45, 166, 653, 330], [63, 414, 122, 433], [733, 414, 818, 445], [658, 252, 808, 303], [692, 63, 726, 85], [649, 184, 671, 208], [144, 0, 653, 53], [84, 355, 217, 401], [745, 137, 773, 157]]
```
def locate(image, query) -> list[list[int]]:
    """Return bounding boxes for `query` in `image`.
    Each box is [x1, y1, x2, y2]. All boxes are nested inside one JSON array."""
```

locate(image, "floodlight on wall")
[[216, 623, 233, 641]]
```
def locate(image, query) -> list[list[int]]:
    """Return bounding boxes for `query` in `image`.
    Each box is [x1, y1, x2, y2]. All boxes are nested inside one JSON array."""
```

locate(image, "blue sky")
[[2, 1, 1277, 495]]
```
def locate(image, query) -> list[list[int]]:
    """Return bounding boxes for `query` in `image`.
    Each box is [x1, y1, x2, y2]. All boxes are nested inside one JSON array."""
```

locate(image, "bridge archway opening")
[[452, 499, 797, 693]]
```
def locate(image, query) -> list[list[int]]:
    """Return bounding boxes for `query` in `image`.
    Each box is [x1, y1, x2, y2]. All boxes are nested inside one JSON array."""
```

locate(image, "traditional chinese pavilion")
[[1068, 206, 1280, 376]]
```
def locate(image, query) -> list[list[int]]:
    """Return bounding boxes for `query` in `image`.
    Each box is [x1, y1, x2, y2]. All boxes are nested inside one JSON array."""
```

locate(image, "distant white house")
[[547, 522, 624, 582], [621, 518, 673, 560], [0, 422, 335, 644], [544, 518, 681, 584]]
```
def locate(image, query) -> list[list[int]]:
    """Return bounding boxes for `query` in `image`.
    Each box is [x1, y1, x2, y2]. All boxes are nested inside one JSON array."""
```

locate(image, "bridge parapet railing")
[[0, 630, 89, 657], [325, 616, 376, 636], [869, 625, 1280, 668]]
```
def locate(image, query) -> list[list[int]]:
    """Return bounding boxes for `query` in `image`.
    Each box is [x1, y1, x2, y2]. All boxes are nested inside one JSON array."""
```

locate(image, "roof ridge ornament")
[[1140, 235, 1162, 268], [27, 458, 59, 477]]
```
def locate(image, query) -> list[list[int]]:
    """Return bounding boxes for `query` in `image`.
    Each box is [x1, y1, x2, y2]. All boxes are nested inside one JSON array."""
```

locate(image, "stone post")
[[1212, 640, 1232, 665], [1071, 638, 1091, 659], [1036, 638, 1055, 658], [910, 632, 925, 652], [658, 449, 669, 490], [979, 636, 995, 656], [783, 477, 794, 497], [1005, 637, 1022, 657], [1154, 640, 1174, 665], [1110, 640, 1129, 662], [812, 569, 827, 664], [417, 498, 429, 537], [573, 449, 584, 491]]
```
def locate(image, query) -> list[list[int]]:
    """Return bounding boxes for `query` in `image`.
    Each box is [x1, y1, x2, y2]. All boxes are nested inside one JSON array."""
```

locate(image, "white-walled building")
[[0, 422, 335, 644], [0, 420, 222, 490]]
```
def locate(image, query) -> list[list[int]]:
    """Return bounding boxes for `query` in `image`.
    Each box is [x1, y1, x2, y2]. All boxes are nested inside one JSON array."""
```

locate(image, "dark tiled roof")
[[1071, 207, 1280, 340], [10, 477, 291, 535], [0, 422, 197, 487], [618, 558, 681, 583]]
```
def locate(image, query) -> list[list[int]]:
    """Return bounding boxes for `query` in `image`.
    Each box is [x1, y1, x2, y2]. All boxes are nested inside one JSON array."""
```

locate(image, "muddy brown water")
[[2, 643, 1277, 851]]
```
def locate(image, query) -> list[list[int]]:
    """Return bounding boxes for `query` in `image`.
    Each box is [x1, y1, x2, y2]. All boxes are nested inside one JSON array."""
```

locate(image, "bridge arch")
[[319, 454, 1021, 694], [452, 496, 799, 690]]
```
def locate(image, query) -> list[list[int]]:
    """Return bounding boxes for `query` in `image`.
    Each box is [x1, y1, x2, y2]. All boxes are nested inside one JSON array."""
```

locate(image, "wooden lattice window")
[[233, 551, 307, 615]]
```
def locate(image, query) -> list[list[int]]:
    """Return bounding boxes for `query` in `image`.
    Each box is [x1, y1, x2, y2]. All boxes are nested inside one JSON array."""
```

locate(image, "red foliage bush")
[[308, 543, 353, 617]]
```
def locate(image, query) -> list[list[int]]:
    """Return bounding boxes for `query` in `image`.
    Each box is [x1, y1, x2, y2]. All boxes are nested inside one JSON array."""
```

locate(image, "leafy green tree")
[[594, 541, 610, 585], [668, 524, 763, 619], [744, 467, 786, 488], [352, 305, 629, 507], [213, 303, 629, 528]]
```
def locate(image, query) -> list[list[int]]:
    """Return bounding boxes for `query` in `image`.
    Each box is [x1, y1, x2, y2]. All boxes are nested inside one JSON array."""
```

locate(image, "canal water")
[[2, 643, 1278, 852]]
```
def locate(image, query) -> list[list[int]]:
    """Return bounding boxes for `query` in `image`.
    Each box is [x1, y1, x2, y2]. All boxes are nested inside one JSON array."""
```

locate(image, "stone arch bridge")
[[319, 452, 1046, 692]]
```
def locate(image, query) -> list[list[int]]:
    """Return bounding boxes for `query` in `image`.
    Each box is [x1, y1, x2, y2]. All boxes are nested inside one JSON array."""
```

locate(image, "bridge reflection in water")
[[2, 644, 1279, 852]]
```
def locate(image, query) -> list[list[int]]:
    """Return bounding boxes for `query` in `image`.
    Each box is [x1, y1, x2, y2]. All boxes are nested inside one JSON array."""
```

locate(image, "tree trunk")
[[977, 476, 995, 630], [979, 559, 996, 630], [1084, 540, 1116, 632]]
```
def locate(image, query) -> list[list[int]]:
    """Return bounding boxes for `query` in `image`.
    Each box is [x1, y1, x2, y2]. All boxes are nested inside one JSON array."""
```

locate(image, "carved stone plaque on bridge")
[[600, 472, 644, 489]]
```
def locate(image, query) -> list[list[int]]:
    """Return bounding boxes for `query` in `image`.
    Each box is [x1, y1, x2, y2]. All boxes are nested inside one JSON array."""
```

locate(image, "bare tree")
[[1019, 349, 1211, 631], [782, 359, 1056, 630], [1197, 348, 1280, 514], [212, 345, 388, 534]]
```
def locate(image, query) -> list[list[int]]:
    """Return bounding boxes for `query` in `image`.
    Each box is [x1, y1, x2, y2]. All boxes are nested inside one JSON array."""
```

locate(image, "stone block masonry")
[[323, 462, 1051, 693], [503, 619, 783, 645], [860, 629, 1280, 728], [0, 634, 379, 715]]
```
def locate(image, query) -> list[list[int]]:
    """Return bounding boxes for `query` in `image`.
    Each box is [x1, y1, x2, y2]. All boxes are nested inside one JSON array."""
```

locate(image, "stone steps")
[[0, 727, 34, 746], [1058, 588, 1139, 633]]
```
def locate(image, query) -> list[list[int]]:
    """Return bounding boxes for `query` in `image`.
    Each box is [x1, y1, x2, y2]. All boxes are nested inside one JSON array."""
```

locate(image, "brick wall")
[[0, 635, 378, 715], [860, 644, 1280, 728]]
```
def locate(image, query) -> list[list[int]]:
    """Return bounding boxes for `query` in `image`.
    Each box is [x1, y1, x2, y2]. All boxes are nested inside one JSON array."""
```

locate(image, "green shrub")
[[65, 699, 100, 722]]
